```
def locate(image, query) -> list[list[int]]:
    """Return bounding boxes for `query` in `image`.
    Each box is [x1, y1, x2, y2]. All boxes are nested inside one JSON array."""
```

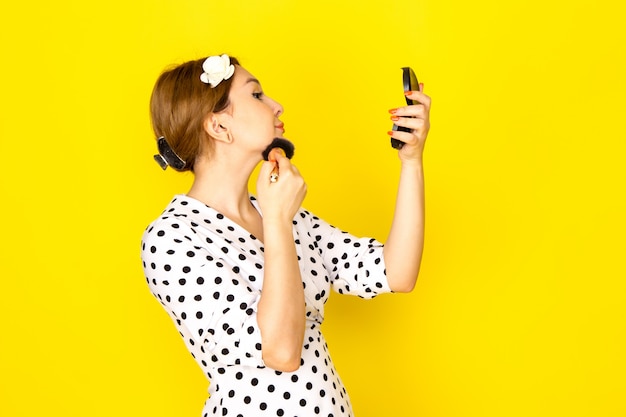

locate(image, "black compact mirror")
[[391, 66, 419, 149]]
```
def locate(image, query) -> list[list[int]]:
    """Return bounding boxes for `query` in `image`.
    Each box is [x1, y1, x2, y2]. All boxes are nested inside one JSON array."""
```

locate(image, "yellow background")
[[1, 1, 625, 416]]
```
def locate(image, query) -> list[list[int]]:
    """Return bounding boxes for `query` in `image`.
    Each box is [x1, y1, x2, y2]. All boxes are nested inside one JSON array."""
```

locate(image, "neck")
[[187, 151, 259, 220]]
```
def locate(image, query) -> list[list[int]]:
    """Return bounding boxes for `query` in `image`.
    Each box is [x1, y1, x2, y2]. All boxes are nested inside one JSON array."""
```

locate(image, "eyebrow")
[[245, 77, 262, 86]]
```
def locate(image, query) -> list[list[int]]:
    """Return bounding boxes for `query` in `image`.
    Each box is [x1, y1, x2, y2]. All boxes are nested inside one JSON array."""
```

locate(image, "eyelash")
[[252, 92, 263, 100]]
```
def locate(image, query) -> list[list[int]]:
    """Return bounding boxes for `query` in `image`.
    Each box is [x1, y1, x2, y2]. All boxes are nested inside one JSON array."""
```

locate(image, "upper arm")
[[141, 219, 266, 368], [299, 211, 392, 299]]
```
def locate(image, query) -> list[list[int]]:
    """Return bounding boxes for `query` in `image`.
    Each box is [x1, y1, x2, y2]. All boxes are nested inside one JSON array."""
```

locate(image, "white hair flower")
[[200, 54, 235, 87]]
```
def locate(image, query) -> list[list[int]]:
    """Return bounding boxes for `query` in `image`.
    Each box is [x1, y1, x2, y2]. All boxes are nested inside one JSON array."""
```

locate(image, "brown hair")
[[149, 55, 240, 172]]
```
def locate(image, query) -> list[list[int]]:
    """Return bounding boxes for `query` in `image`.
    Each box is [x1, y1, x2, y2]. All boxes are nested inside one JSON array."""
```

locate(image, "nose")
[[270, 96, 283, 117]]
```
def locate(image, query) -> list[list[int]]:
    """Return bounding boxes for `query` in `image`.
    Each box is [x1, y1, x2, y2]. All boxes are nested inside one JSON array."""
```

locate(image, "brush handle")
[[269, 148, 286, 183]]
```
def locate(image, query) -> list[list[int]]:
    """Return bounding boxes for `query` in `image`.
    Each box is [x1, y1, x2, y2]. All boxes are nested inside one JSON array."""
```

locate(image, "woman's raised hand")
[[388, 83, 431, 163], [256, 149, 307, 223]]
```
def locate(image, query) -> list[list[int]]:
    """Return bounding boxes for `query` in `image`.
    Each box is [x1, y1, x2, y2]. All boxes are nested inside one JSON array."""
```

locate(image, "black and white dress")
[[141, 195, 391, 417]]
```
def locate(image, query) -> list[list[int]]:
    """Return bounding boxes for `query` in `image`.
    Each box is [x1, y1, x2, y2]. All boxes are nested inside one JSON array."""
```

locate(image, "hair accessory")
[[154, 136, 186, 170], [200, 54, 235, 87]]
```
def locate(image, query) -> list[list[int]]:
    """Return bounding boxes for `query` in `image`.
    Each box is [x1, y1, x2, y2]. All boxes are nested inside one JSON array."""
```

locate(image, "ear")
[[203, 113, 232, 144]]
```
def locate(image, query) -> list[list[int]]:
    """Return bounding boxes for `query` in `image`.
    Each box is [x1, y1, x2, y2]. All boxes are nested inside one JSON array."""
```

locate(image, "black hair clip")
[[154, 136, 186, 170]]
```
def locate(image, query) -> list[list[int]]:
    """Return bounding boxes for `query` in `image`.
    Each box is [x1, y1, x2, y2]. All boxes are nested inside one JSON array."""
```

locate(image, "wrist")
[[262, 216, 293, 230], [399, 157, 424, 171]]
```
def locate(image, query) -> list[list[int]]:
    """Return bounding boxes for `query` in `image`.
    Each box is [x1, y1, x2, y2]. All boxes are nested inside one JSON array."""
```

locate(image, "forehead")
[[232, 65, 261, 88]]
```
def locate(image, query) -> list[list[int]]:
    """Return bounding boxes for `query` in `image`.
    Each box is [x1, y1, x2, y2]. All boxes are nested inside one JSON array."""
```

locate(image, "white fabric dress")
[[141, 195, 391, 417]]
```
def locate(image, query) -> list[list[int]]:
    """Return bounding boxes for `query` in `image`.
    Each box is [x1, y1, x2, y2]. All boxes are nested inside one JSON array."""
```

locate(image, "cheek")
[[233, 103, 275, 135], [255, 106, 276, 129]]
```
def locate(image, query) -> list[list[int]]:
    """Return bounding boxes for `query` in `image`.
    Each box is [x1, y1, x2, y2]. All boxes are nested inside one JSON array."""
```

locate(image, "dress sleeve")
[[141, 218, 265, 368], [300, 210, 392, 299]]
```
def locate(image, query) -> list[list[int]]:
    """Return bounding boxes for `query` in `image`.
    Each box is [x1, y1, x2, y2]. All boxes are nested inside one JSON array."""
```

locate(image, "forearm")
[[257, 219, 305, 371], [383, 160, 425, 292]]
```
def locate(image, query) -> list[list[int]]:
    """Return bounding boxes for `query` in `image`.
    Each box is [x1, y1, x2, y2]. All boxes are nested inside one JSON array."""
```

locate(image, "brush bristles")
[[262, 138, 295, 161]]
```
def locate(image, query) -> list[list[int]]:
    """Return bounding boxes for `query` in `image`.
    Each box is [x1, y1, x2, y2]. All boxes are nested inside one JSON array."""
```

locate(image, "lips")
[[275, 122, 285, 133]]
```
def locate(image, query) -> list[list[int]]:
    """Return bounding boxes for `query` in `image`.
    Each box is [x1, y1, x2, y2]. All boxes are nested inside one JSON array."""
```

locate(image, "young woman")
[[141, 54, 430, 416]]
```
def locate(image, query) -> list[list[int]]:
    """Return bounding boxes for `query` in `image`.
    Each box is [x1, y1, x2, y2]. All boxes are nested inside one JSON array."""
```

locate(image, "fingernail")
[[387, 131, 394, 136], [404, 90, 412, 95], [391, 116, 400, 121]]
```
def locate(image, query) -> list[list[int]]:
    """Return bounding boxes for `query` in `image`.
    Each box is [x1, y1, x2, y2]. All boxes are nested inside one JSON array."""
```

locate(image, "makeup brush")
[[262, 138, 295, 183]]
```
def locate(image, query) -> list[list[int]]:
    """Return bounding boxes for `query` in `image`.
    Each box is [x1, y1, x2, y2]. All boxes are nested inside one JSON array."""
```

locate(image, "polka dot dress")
[[141, 195, 391, 416]]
